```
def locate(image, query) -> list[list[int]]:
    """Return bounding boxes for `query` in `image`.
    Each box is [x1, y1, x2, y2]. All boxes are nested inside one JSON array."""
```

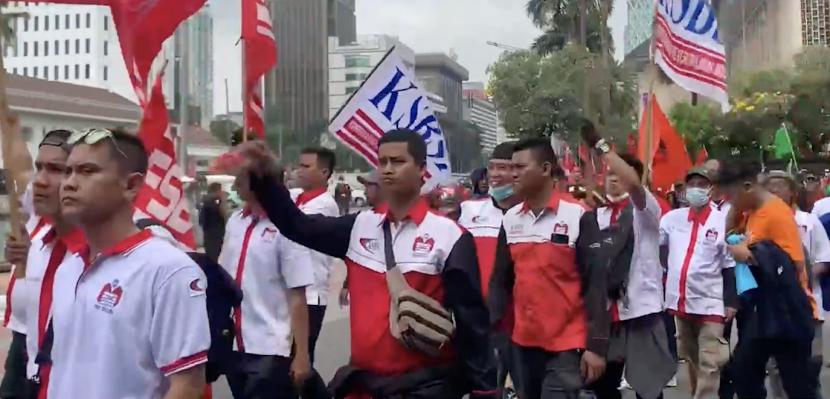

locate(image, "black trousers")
[[0, 332, 27, 399], [733, 337, 815, 399], [512, 347, 583, 399], [226, 352, 298, 399], [492, 332, 516, 396], [587, 361, 663, 399], [308, 304, 326, 365], [719, 296, 752, 399]]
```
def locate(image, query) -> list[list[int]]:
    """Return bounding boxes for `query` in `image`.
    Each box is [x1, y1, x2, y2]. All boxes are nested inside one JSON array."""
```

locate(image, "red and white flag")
[[133, 71, 197, 249], [242, 0, 278, 138], [653, 0, 729, 111]]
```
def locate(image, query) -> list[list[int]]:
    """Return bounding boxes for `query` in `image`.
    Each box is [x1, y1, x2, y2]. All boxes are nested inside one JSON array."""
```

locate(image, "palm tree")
[[526, 0, 610, 55]]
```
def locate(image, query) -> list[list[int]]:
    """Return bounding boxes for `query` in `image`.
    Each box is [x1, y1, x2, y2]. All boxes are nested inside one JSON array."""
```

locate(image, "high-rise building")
[[328, 35, 415, 119], [328, 0, 356, 45], [802, 0, 830, 45], [2, 2, 134, 102], [265, 0, 329, 139], [462, 82, 499, 155], [415, 53, 469, 122], [624, 0, 654, 57]]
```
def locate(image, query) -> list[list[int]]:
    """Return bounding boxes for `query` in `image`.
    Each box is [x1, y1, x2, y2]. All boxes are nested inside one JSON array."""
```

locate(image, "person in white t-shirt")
[[765, 170, 828, 398], [50, 129, 210, 399]]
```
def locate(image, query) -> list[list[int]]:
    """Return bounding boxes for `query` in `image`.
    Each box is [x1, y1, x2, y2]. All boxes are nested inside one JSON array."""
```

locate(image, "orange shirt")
[[746, 196, 816, 315]]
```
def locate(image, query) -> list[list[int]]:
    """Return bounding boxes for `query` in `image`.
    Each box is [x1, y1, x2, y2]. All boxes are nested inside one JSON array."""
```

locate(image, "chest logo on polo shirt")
[[553, 222, 569, 235], [801, 224, 808, 234], [261, 227, 278, 242], [412, 234, 435, 256], [359, 238, 380, 254], [509, 224, 524, 234], [472, 215, 486, 224], [705, 229, 719, 242], [95, 280, 124, 314]]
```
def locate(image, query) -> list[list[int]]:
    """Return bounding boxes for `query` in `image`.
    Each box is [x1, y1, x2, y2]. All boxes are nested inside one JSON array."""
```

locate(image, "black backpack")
[[135, 219, 243, 382]]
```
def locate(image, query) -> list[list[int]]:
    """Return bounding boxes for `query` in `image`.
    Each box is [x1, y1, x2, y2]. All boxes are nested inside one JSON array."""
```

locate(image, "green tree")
[[208, 119, 240, 145]]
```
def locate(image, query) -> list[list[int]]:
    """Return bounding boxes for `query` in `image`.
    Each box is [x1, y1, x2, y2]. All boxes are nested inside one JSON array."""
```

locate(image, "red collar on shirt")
[[608, 197, 631, 224], [520, 192, 562, 214], [241, 204, 266, 218], [81, 229, 153, 266], [41, 227, 86, 254], [375, 198, 430, 226], [295, 188, 327, 206], [688, 203, 713, 224]]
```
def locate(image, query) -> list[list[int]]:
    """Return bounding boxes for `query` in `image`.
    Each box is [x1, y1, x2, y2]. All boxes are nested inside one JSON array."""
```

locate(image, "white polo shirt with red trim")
[[4, 216, 50, 334], [597, 190, 664, 321], [23, 227, 85, 380], [219, 209, 314, 356], [458, 198, 505, 298], [795, 210, 830, 321], [291, 188, 339, 306], [660, 204, 734, 318], [48, 230, 210, 399]]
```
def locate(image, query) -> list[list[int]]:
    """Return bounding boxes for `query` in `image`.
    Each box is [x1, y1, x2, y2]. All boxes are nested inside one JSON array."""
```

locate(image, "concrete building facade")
[[414, 53, 469, 122], [462, 82, 499, 154], [328, 0, 357, 45]]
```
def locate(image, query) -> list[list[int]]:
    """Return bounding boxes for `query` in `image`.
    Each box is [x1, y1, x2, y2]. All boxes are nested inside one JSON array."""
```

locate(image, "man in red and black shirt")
[[241, 129, 495, 398], [489, 138, 608, 398]]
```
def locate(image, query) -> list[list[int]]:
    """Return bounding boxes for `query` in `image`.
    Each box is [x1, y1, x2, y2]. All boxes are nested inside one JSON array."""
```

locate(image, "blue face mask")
[[490, 184, 514, 202], [686, 187, 711, 208]]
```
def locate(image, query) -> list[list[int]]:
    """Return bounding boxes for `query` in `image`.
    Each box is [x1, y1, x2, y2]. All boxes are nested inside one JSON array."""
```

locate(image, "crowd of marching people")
[[0, 116, 829, 399]]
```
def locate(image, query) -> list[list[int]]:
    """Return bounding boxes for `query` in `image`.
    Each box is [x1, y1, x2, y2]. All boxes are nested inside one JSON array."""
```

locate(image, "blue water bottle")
[[726, 233, 758, 295]]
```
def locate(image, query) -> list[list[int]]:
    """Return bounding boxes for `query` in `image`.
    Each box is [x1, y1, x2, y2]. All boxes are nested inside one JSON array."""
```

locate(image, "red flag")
[[242, 0, 278, 138], [695, 146, 709, 165], [638, 95, 692, 192], [133, 70, 196, 250], [561, 144, 576, 175], [627, 133, 638, 155]]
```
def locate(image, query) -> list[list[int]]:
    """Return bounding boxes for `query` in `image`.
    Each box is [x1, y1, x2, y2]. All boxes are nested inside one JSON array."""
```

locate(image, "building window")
[[74, 64, 79, 79], [104, 16, 108, 31], [53, 66, 58, 79], [75, 14, 80, 29], [64, 39, 69, 55], [85, 39, 90, 53], [84, 64, 90, 79], [44, 40, 48, 56], [55, 15, 59, 30], [103, 66, 108, 81], [75, 39, 79, 54], [33, 67, 37, 78], [23, 18, 28, 32], [44, 66, 48, 80], [65, 14, 70, 29], [64, 65, 69, 79], [344, 56, 371, 68], [33, 41, 38, 56], [346, 86, 359, 94], [45, 14, 49, 30], [33, 16, 38, 31], [85, 13, 90, 28], [23, 67, 27, 76], [12, 68, 16, 75], [54, 40, 59, 54], [345, 73, 367, 81], [23, 41, 27, 56], [104, 41, 108, 56]]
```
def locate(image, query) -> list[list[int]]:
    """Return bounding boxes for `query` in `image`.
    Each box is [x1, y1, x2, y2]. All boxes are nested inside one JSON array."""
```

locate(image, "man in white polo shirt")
[[220, 166, 314, 398], [659, 167, 736, 399], [50, 129, 210, 399], [765, 170, 829, 398], [293, 147, 340, 364]]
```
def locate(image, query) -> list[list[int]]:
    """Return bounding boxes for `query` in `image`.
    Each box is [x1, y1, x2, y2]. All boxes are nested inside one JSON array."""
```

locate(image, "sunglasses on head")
[[67, 128, 127, 158], [38, 129, 73, 152]]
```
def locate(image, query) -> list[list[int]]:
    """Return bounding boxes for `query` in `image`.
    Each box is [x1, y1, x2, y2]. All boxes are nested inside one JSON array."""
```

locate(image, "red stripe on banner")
[[654, 18, 727, 88], [655, 13, 726, 62], [656, 46, 727, 90], [654, 41, 726, 88], [355, 109, 386, 138], [337, 129, 379, 165]]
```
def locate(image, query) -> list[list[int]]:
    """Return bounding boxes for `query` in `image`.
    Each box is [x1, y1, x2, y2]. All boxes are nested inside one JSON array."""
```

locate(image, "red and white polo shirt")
[[660, 204, 734, 319], [291, 188, 339, 306], [48, 230, 210, 399], [795, 209, 830, 321], [501, 194, 587, 352], [23, 226, 85, 382], [596, 191, 664, 321], [219, 208, 314, 356], [458, 198, 506, 298], [4, 216, 51, 334]]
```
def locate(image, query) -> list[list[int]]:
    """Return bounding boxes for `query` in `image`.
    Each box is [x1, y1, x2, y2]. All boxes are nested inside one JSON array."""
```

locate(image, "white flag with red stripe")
[[653, 0, 729, 111], [328, 47, 451, 191]]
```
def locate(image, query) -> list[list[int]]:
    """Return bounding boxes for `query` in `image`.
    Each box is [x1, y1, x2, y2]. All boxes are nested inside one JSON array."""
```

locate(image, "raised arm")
[[580, 120, 648, 209], [442, 232, 496, 396], [249, 172, 355, 259]]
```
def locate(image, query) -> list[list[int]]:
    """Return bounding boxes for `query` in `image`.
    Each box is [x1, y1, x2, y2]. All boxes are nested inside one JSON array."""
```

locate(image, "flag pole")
[[643, 65, 656, 185], [241, 37, 248, 143], [0, 16, 25, 277]]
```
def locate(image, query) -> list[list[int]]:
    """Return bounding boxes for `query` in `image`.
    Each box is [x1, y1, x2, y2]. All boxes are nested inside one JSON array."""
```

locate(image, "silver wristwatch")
[[594, 139, 611, 155]]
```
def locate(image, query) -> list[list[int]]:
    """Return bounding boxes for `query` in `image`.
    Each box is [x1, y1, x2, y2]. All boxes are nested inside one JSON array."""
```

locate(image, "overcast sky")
[[210, 0, 628, 116]]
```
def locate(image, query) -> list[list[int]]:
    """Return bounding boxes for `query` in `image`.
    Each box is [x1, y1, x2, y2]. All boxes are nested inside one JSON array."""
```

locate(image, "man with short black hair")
[[50, 129, 210, 399], [294, 147, 340, 366], [200, 182, 228, 262], [238, 129, 496, 398], [489, 137, 608, 399]]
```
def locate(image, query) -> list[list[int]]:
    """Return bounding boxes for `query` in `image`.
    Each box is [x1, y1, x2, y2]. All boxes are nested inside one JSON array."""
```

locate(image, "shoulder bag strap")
[[32, 319, 55, 384]]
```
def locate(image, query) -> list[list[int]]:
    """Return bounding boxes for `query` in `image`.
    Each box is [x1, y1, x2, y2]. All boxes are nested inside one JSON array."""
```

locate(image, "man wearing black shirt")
[[200, 182, 227, 262]]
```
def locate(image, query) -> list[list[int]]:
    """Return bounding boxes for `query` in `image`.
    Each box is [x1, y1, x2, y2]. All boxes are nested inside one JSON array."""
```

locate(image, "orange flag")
[[638, 95, 692, 192]]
